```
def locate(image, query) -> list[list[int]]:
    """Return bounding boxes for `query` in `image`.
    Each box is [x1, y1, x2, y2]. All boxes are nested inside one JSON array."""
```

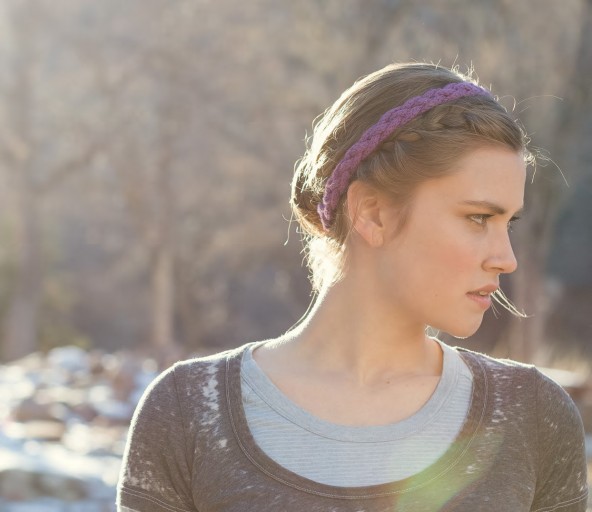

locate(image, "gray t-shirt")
[[241, 340, 473, 486], [117, 342, 588, 511]]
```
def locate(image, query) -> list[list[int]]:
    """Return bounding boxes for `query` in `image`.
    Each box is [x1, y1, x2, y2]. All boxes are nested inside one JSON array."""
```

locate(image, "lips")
[[468, 284, 499, 295], [466, 284, 498, 310]]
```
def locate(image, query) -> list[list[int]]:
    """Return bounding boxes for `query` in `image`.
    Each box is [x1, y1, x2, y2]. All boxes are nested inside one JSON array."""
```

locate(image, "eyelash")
[[469, 214, 521, 231]]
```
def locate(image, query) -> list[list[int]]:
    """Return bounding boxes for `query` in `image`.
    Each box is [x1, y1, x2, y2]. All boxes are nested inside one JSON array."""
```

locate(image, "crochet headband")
[[317, 81, 493, 230]]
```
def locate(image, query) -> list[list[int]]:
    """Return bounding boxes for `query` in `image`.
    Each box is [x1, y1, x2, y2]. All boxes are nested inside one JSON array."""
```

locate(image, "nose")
[[484, 230, 518, 274]]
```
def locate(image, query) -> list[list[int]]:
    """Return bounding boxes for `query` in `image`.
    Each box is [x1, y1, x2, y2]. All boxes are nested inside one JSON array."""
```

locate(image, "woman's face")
[[377, 146, 526, 338]]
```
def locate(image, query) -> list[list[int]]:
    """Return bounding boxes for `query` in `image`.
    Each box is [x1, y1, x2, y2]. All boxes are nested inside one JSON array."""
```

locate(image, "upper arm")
[[530, 368, 588, 512], [116, 365, 198, 512]]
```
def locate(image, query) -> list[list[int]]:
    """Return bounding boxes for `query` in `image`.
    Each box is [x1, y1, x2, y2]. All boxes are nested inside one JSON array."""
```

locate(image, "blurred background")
[[0, 0, 590, 510]]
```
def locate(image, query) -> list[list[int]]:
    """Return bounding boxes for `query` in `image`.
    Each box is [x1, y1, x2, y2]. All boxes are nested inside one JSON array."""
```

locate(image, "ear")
[[346, 181, 387, 247]]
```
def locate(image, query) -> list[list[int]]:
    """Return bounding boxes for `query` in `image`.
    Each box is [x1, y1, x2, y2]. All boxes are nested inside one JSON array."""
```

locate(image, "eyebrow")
[[459, 200, 524, 216]]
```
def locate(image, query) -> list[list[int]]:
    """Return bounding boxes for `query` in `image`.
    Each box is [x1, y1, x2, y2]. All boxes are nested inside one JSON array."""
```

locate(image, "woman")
[[117, 63, 588, 511]]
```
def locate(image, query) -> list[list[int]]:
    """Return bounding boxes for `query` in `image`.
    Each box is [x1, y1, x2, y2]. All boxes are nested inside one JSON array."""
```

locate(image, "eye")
[[469, 214, 522, 231], [507, 215, 521, 232], [468, 214, 492, 227]]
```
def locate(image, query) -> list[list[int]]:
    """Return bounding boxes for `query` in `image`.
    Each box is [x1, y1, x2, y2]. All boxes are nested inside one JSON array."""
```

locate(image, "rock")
[[36, 471, 88, 500], [12, 398, 56, 423], [87, 385, 134, 424], [62, 423, 125, 456], [4, 421, 66, 442], [109, 360, 137, 402], [47, 346, 90, 374], [0, 469, 37, 500], [0, 345, 159, 508], [0, 468, 88, 500], [70, 402, 99, 423]]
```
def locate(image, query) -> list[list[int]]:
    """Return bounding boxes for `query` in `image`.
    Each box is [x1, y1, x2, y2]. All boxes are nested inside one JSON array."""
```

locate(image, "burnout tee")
[[241, 339, 473, 486], [117, 342, 588, 512]]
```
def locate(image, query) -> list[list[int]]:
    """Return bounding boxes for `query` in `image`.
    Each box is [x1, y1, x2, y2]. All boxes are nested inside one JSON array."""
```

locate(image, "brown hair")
[[290, 62, 532, 313]]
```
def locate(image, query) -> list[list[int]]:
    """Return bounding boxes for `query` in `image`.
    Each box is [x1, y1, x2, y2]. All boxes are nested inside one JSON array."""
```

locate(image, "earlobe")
[[346, 181, 385, 247], [371, 231, 384, 247]]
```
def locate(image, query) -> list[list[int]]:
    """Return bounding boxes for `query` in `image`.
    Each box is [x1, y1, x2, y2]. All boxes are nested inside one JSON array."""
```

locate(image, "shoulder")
[[533, 366, 584, 433], [456, 345, 583, 428], [455, 345, 537, 384], [136, 342, 254, 410], [457, 345, 579, 393], [171, 345, 236, 376], [155, 341, 253, 391]]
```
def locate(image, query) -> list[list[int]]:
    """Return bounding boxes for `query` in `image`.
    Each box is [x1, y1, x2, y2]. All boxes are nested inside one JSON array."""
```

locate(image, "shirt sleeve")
[[117, 365, 198, 512], [530, 368, 588, 512]]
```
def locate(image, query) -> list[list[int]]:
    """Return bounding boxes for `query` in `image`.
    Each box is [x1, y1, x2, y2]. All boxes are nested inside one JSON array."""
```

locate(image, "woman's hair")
[[291, 62, 533, 311]]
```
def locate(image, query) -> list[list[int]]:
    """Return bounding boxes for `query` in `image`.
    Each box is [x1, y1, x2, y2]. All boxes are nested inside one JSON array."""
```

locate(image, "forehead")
[[416, 147, 526, 210]]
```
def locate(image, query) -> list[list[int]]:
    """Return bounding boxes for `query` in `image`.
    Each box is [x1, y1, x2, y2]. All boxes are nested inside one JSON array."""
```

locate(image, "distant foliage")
[[0, 0, 589, 360]]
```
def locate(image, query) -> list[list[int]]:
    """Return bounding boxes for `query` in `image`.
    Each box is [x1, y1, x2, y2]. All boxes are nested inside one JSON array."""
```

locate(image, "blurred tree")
[[0, 0, 100, 360], [545, 0, 592, 355], [0, 0, 588, 363]]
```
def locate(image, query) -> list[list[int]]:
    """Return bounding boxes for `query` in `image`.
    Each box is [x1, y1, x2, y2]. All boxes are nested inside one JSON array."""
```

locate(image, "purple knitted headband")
[[317, 81, 493, 230]]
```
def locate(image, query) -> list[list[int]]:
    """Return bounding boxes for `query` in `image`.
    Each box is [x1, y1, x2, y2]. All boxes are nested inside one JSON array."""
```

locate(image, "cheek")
[[412, 226, 480, 293], [382, 215, 482, 302], [440, 237, 479, 272]]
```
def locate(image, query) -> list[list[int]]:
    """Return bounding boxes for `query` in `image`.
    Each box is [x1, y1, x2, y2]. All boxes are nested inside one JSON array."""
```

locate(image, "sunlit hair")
[[290, 62, 533, 317]]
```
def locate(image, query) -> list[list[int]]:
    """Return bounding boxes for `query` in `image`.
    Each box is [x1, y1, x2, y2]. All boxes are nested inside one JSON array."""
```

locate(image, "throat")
[[287, 373, 443, 427]]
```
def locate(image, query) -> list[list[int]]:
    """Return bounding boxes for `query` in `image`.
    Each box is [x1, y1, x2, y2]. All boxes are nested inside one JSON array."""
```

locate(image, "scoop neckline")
[[240, 339, 463, 443], [225, 341, 489, 499]]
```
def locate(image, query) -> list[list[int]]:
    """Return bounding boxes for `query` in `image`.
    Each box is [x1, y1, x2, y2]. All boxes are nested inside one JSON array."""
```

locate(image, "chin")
[[435, 317, 484, 340]]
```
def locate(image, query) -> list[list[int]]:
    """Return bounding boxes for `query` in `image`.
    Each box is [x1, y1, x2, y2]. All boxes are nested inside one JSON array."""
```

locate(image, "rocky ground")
[[0, 346, 159, 511], [1, 345, 592, 511]]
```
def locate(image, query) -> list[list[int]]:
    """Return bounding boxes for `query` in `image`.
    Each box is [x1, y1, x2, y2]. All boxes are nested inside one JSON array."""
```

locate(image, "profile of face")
[[374, 146, 526, 338]]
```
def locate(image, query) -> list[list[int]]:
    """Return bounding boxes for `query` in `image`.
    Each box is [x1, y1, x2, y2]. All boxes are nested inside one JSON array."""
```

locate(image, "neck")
[[280, 277, 443, 386]]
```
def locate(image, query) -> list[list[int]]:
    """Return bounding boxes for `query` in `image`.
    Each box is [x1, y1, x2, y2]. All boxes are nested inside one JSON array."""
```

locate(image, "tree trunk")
[[2, 1, 42, 361], [505, 240, 545, 363], [151, 238, 174, 350], [3, 167, 42, 361], [150, 124, 176, 359]]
